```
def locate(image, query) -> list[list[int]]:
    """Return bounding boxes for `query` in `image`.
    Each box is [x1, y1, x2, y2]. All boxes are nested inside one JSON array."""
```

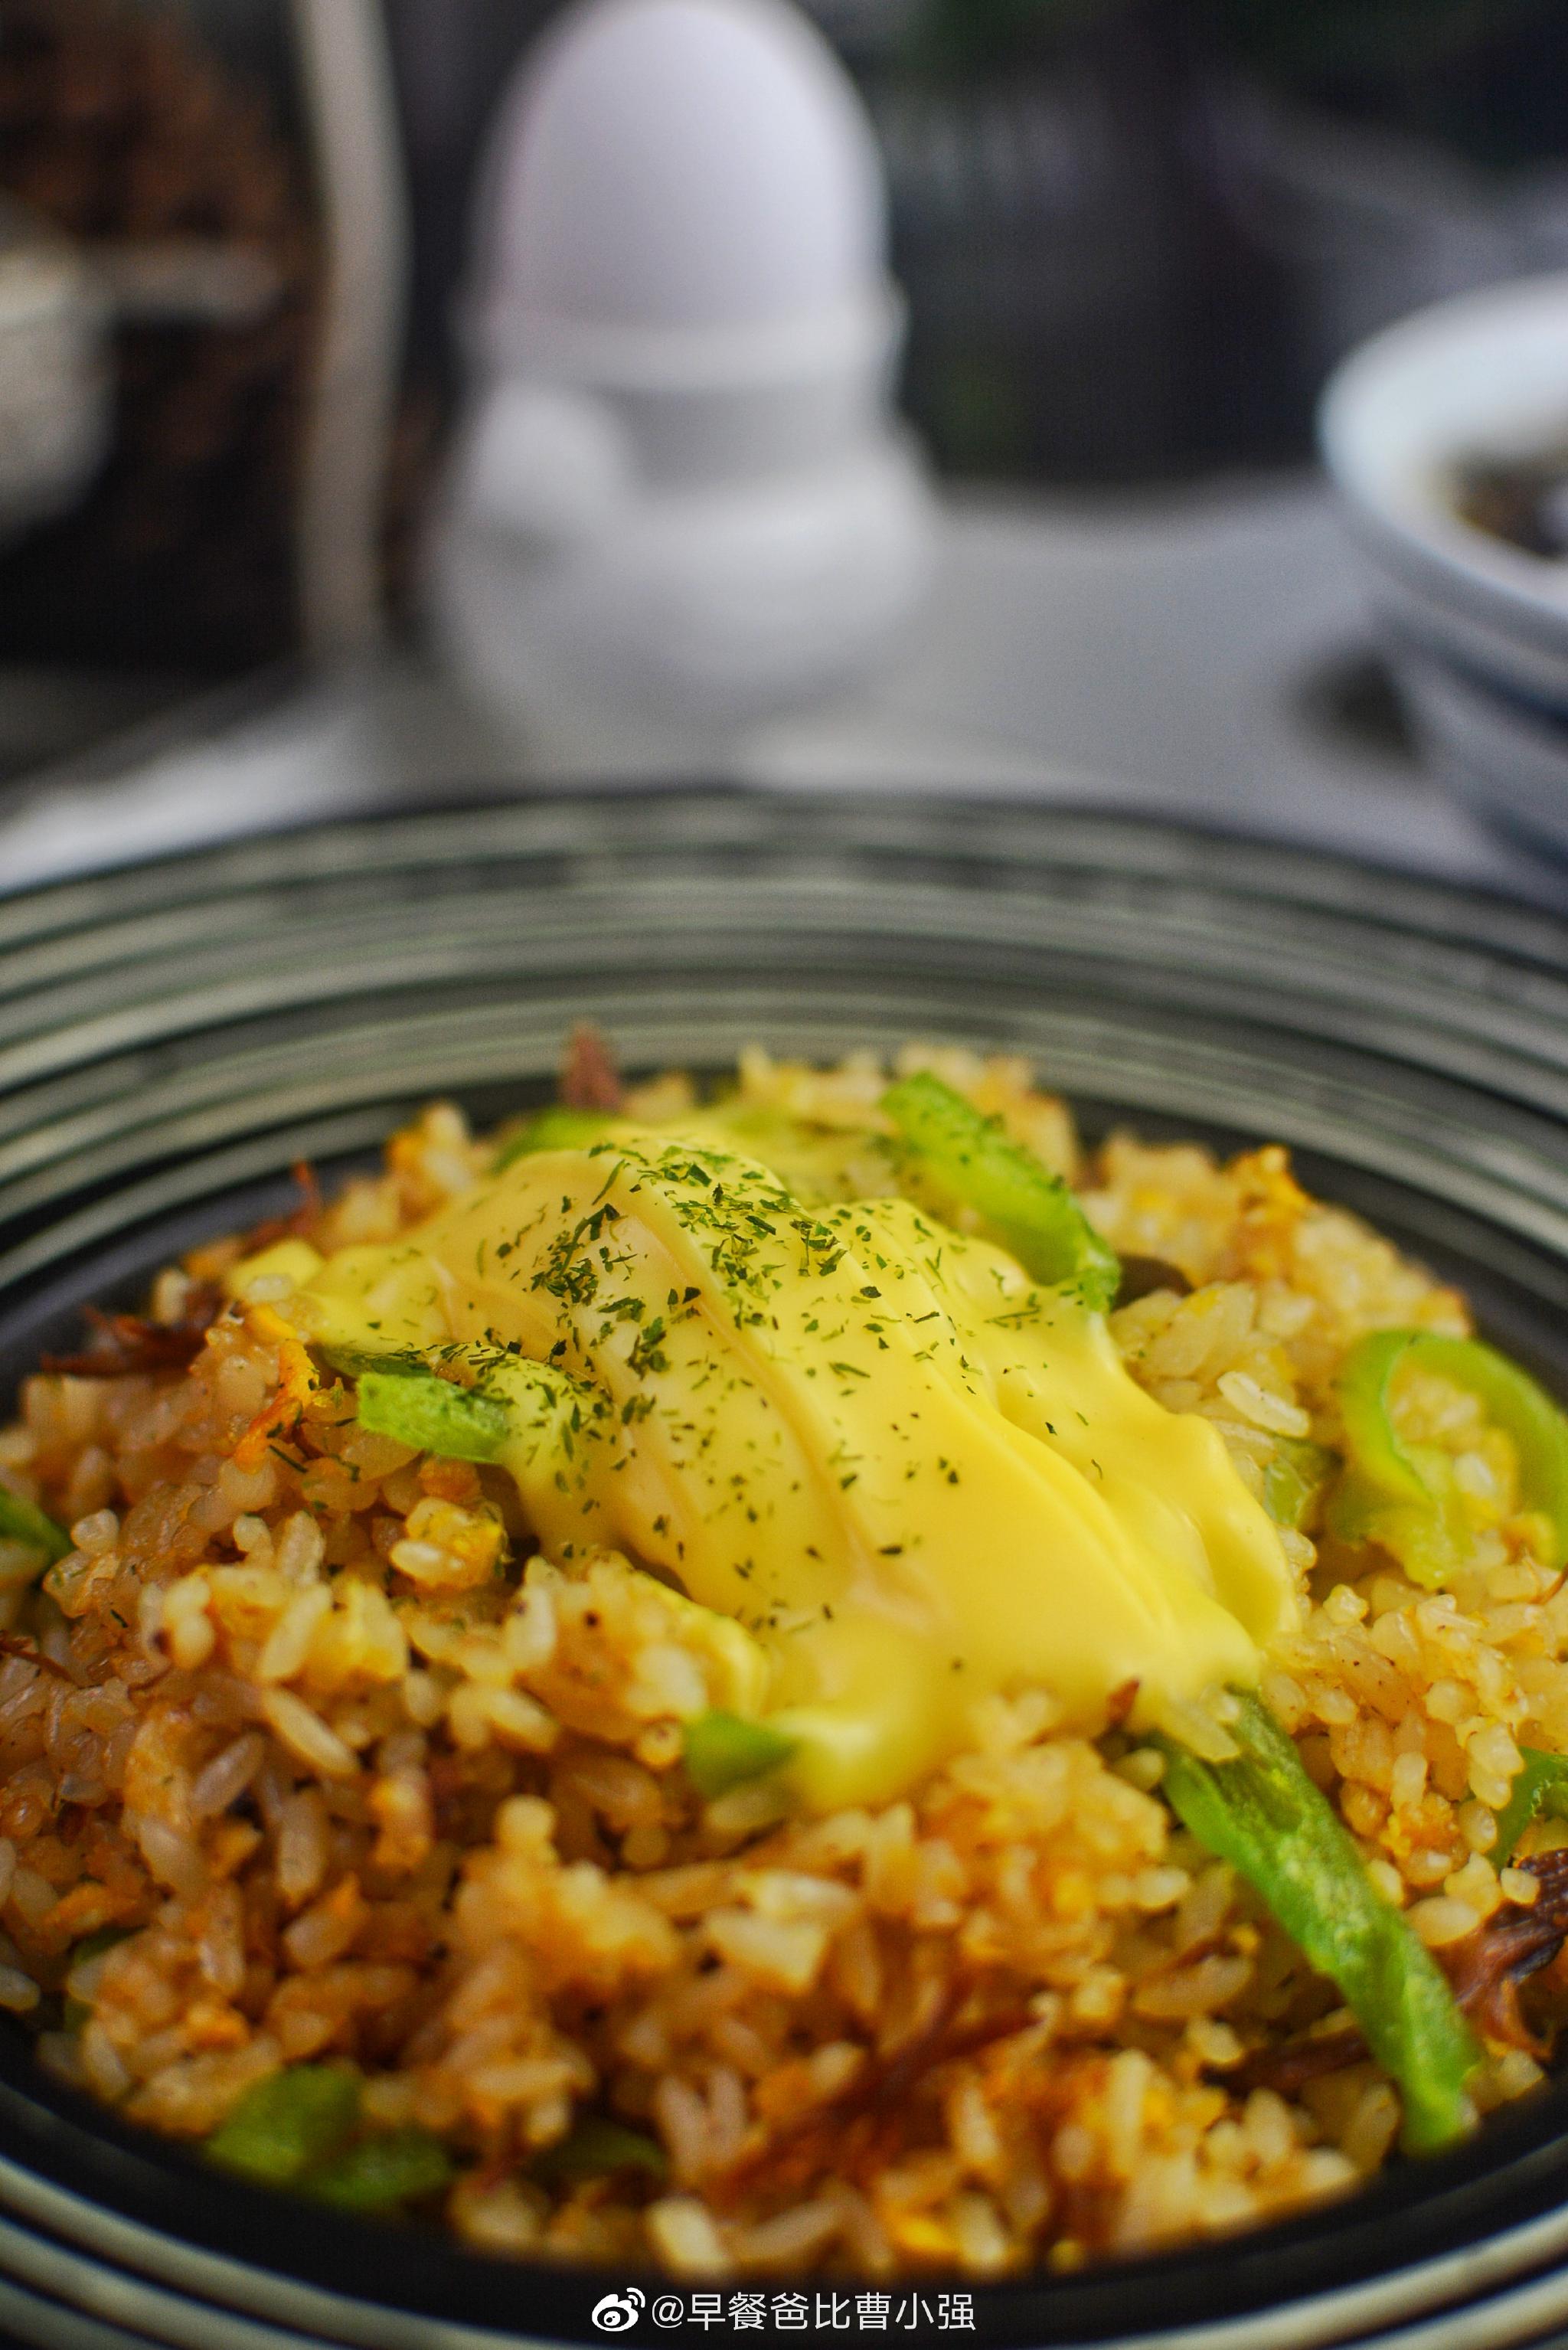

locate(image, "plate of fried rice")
[[5, 793, 1568, 2350]]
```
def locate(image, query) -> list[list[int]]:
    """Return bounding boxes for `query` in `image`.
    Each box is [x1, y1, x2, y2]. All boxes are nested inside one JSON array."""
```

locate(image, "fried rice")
[[0, 1042, 1562, 2281]]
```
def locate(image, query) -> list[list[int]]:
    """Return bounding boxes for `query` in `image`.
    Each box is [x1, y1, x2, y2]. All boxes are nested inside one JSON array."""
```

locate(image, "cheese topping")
[[264, 1130, 1300, 1809]]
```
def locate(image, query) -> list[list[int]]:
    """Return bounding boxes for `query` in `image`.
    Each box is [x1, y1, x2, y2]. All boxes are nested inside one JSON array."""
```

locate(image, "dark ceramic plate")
[[4, 790, 1568, 2350]]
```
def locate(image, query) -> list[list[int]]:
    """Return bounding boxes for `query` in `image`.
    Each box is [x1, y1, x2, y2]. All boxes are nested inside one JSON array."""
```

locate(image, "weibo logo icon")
[[592, 2289, 646, 2332]]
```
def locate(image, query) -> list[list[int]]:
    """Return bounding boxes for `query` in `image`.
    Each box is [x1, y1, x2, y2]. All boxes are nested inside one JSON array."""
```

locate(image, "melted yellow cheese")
[[277, 1130, 1299, 1809]]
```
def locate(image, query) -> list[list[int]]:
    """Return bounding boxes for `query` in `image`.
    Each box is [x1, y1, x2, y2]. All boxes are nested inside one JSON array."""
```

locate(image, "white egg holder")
[[430, 0, 936, 763]]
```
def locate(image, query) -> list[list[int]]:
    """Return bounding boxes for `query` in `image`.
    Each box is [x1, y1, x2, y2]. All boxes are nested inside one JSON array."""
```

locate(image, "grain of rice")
[[735, 2201, 844, 2267], [1132, 1866, 1188, 1911], [1444, 1853, 1503, 1920], [1366, 1860, 1406, 1907], [136, 1584, 165, 1652], [8, 1868, 55, 1926], [1468, 1722, 1523, 1781], [1214, 1372, 1311, 1438], [952, 2191, 1012, 2273], [1408, 1897, 1478, 1948], [283, 1885, 364, 1969], [1493, 2050, 1545, 2098], [275, 1788, 331, 1906], [80, 2021, 132, 2101], [1133, 1953, 1253, 2021], [260, 1689, 358, 1780], [452, 2177, 546, 2254], [1186, 2018, 1243, 2068], [70, 1510, 119, 1556], [258, 1586, 332, 1683], [491, 1688, 561, 1753], [648, 2197, 730, 2276], [0, 1964, 38, 2012], [274, 1512, 325, 1586], [191, 1733, 266, 1819], [1341, 2081, 1401, 2172], [136, 1815, 207, 1901], [400, 1669, 446, 1727], [503, 1584, 557, 1672], [707, 1910, 829, 1995]]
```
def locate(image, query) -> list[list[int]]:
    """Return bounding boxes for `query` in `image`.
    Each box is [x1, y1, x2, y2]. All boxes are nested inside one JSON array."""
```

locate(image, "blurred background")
[[1, 0, 1566, 884]]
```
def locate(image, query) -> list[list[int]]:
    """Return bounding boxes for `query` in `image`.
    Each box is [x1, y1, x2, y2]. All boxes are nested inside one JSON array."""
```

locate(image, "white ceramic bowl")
[[1320, 272, 1568, 852]]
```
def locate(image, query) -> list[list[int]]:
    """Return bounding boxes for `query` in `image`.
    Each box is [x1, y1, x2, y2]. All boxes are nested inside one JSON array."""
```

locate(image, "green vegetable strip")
[[534, 2115, 668, 2187], [683, 1710, 796, 1799], [1331, 1331, 1465, 1588], [1410, 1335, 1568, 1568], [881, 1074, 1120, 1311], [494, 1106, 615, 1172], [1337, 1332, 1437, 1508], [1491, 1746, 1568, 1867], [1157, 1695, 1478, 2153], [357, 1369, 511, 1463], [0, 1485, 70, 1567], [1331, 1329, 1568, 1588], [302, 2126, 454, 2211], [1261, 1438, 1334, 1534], [207, 2063, 360, 2185]]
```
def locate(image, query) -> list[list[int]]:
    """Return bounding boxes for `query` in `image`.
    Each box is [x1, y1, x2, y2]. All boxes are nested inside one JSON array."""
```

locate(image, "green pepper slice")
[[357, 1368, 511, 1463], [1491, 1746, 1568, 1867], [1262, 1438, 1335, 1534], [1156, 1694, 1478, 2153], [494, 1106, 615, 1172], [0, 1486, 70, 1570], [207, 2063, 360, 2186], [682, 1710, 796, 1799], [881, 1074, 1120, 1310], [1331, 1329, 1568, 1587], [303, 2126, 454, 2211]]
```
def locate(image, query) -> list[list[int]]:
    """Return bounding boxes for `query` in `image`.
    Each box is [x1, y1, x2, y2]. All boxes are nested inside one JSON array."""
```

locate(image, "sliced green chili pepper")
[[682, 1710, 796, 1799], [356, 1368, 511, 1463], [0, 1486, 70, 1570], [1331, 1329, 1568, 1587], [1331, 1331, 1466, 1587], [534, 2115, 668, 2188], [1262, 1438, 1335, 1534], [207, 2063, 360, 2186], [358, 1358, 609, 1497], [321, 1343, 428, 1379], [494, 1106, 614, 1172], [303, 2126, 454, 2211], [1415, 1335, 1568, 1564], [1491, 1746, 1568, 1868], [880, 1074, 1120, 1311], [1156, 1693, 1478, 2153]]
